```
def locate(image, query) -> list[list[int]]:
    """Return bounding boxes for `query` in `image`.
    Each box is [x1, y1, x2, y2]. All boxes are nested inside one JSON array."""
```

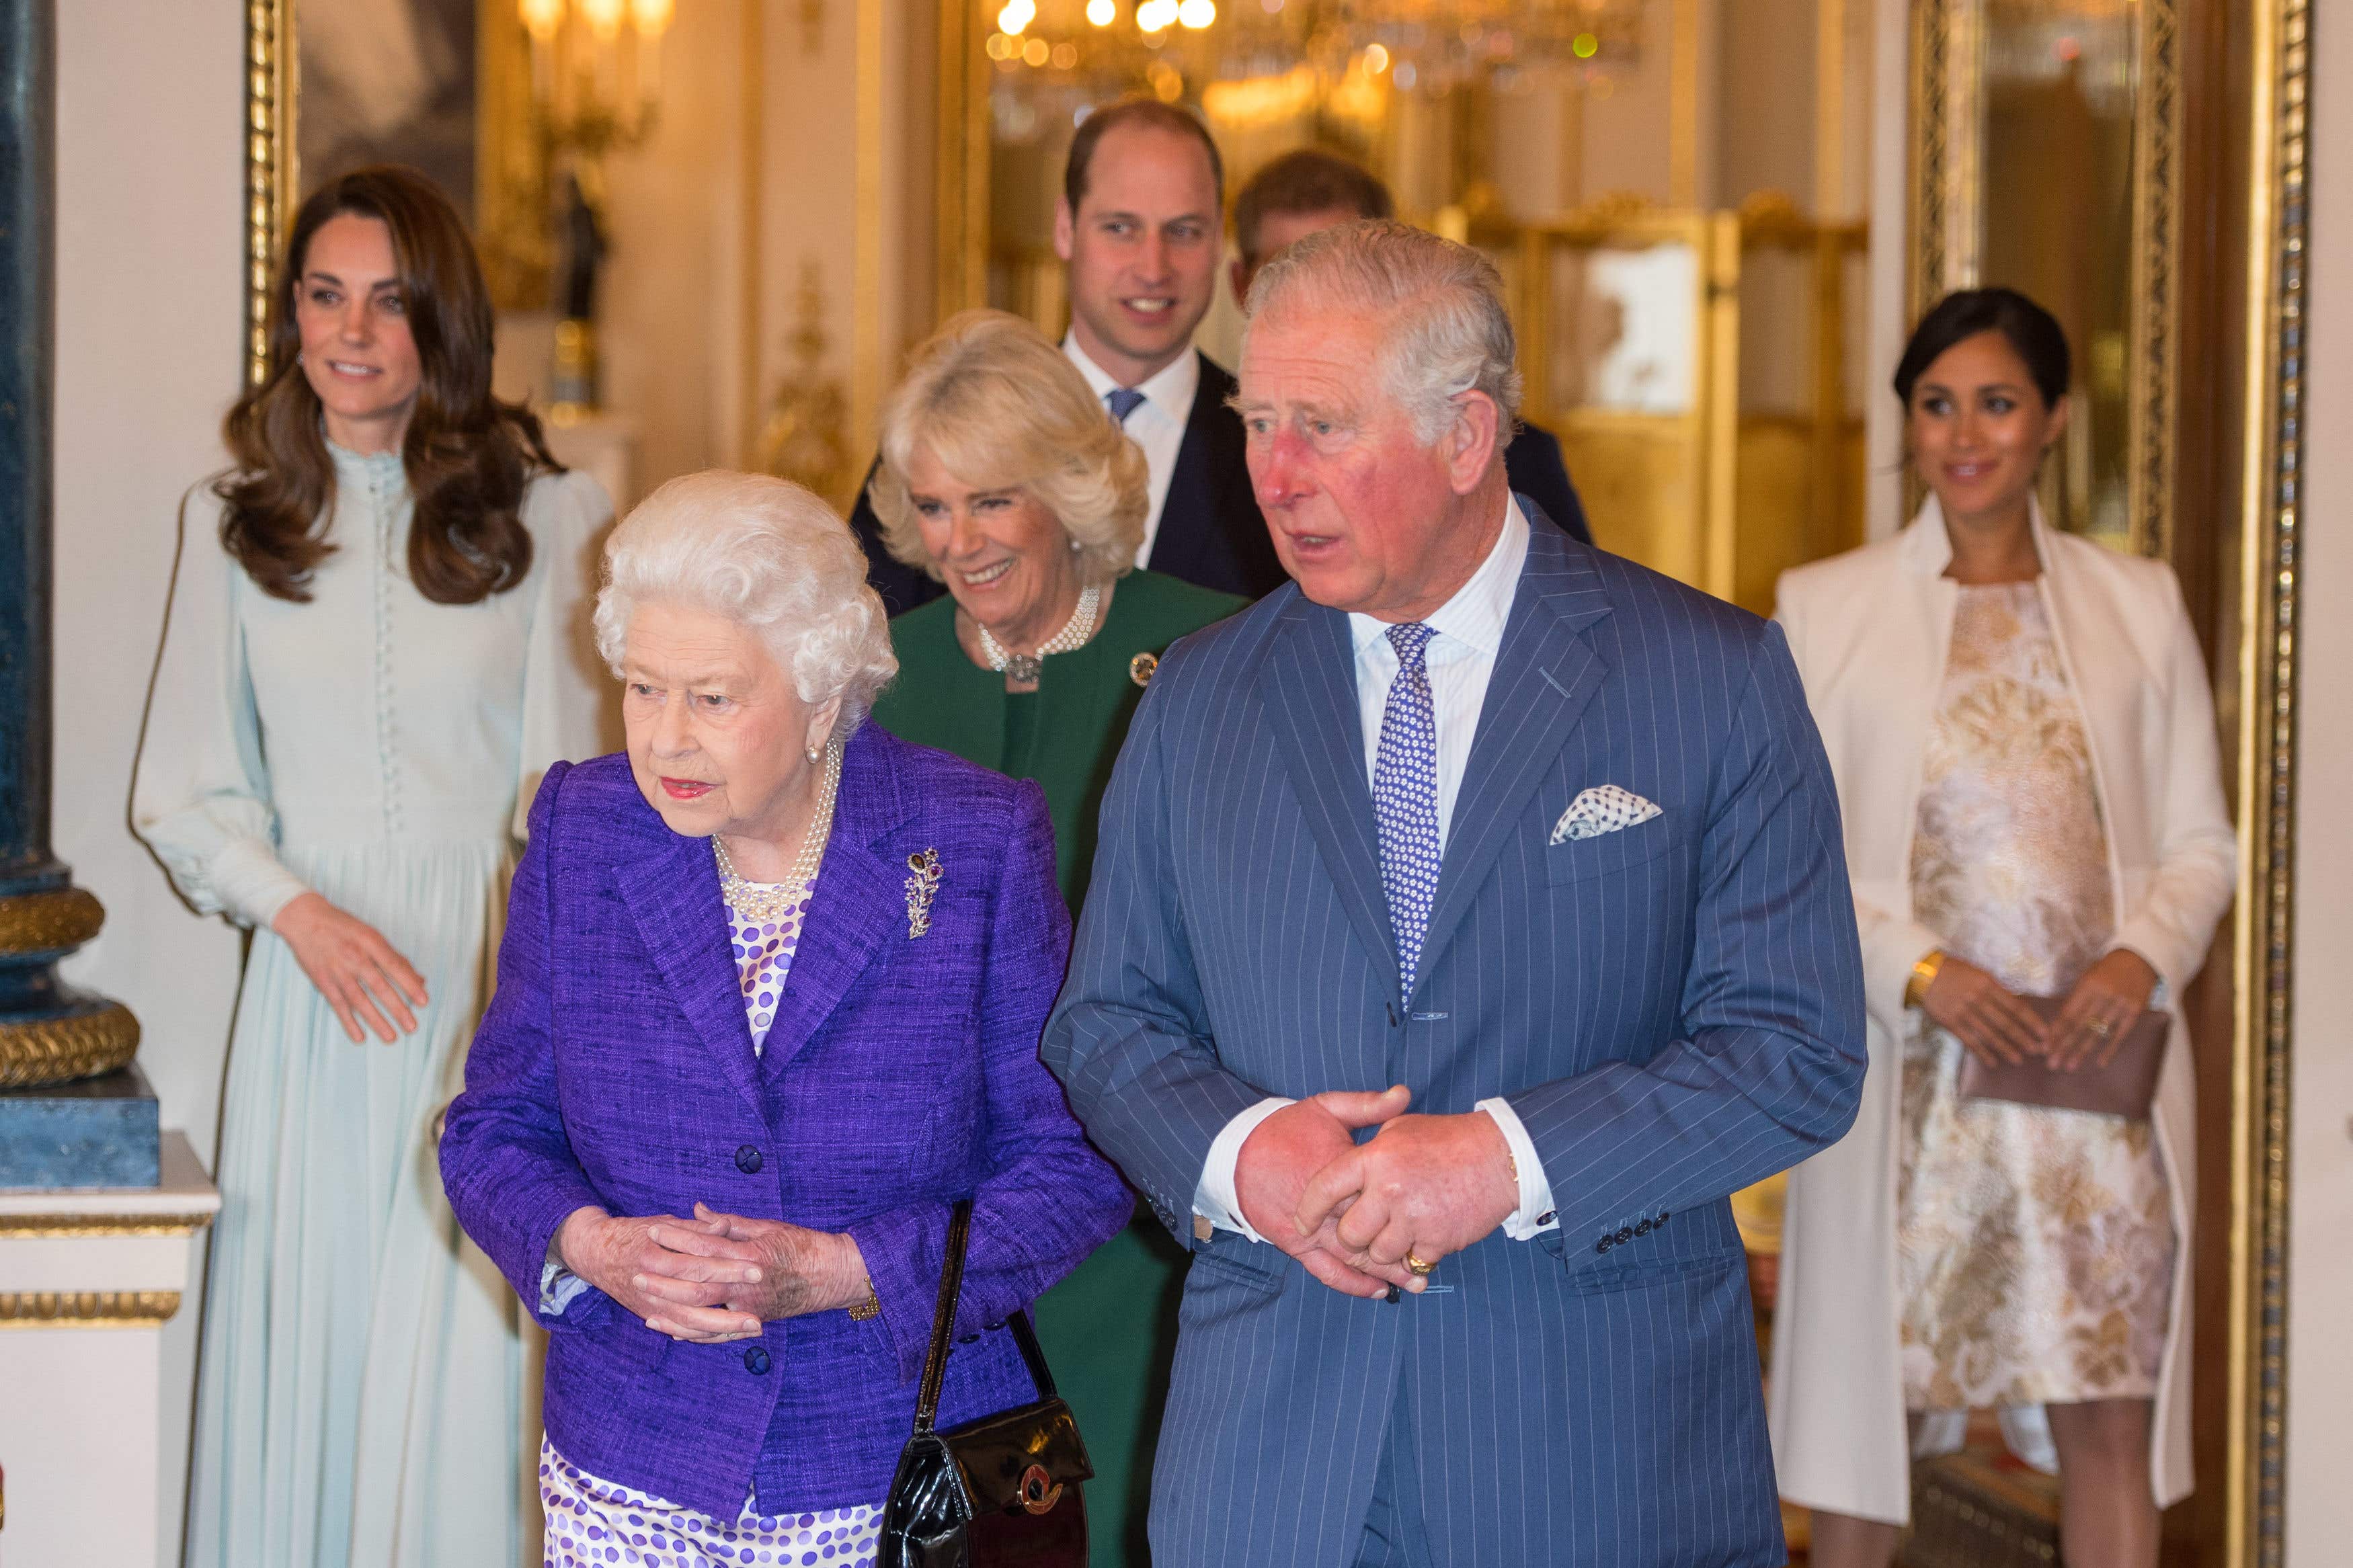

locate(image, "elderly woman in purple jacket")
[[439, 470, 1129, 1567]]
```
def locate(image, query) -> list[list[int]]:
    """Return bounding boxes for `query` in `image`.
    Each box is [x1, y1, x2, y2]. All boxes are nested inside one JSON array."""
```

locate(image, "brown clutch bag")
[[1954, 997, 2167, 1120]]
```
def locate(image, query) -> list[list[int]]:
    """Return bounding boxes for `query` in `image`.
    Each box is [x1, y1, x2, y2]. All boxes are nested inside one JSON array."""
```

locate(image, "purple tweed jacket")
[[439, 724, 1129, 1519]]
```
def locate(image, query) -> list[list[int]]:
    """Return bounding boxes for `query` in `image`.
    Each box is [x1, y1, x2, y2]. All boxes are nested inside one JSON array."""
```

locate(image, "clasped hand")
[[557, 1203, 867, 1344], [1233, 1087, 1519, 1299], [1921, 948, 2158, 1073]]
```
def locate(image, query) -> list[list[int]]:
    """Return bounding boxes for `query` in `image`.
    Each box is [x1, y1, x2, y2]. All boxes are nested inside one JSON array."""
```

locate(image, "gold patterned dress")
[[1897, 581, 2174, 1411]]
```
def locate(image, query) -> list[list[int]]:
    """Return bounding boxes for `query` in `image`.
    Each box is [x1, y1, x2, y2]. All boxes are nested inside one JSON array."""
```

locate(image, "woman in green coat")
[[865, 309, 1245, 1567]]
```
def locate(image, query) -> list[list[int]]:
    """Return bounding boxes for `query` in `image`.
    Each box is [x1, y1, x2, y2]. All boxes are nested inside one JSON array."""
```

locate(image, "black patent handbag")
[[877, 1198, 1092, 1568]]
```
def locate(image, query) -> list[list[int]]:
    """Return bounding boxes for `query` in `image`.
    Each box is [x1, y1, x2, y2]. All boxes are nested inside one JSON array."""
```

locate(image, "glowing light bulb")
[[997, 0, 1035, 34], [630, 0, 674, 33], [1137, 0, 1174, 32], [1572, 31, 1597, 58], [580, 0, 626, 42], [1022, 36, 1050, 65], [1087, 0, 1115, 24], [1178, 0, 1214, 28], [519, 0, 565, 40], [1363, 42, 1389, 72]]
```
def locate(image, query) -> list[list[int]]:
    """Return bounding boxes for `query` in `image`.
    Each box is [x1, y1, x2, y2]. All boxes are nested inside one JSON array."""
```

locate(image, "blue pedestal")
[[0, 1063, 161, 1188]]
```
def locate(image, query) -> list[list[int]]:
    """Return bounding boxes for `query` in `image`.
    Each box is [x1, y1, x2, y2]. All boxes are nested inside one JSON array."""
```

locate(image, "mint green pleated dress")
[[132, 445, 614, 1568], [870, 568, 1246, 1568]]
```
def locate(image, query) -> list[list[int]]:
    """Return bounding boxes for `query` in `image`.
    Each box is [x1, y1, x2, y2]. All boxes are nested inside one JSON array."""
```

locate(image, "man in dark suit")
[[850, 100, 1283, 611], [1043, 221, 1863, 1565], [1228, 148, 1591, 548]]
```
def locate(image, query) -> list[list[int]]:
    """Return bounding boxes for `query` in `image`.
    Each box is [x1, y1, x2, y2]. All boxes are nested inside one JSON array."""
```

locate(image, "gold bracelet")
[[1905, 948, 1947, 1009], [848, 1277, 879, 1321]]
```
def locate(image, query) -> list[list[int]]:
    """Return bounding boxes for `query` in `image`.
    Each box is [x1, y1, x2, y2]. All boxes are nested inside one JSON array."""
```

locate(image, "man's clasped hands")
[[1233, 1085, 1522, 1298]]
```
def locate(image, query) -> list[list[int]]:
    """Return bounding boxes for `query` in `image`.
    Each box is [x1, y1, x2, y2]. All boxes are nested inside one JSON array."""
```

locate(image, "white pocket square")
[[1550, 786, 1662, 844]]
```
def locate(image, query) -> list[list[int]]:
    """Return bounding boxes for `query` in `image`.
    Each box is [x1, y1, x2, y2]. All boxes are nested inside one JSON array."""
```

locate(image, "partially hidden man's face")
[[1234, 305, 1478, 622], [1230, 204, 1366, 308], [1054, 122, 1221, 386]]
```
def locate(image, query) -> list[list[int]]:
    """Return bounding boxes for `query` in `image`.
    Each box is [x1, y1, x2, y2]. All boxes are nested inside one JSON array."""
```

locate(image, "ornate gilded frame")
[[2229, 3, 2307, 1560], [243, 0, 296, 386], [1909, 0, 2182, 559], [1909, 1, 2306, 1560]]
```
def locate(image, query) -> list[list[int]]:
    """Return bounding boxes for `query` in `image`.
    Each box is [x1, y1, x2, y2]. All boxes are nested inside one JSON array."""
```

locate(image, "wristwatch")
[[1905, 948, 1947, 1009]]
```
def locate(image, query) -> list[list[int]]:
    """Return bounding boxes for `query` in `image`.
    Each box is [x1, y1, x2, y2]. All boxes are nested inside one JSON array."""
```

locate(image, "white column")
[[0, 1134, 219, 1567]]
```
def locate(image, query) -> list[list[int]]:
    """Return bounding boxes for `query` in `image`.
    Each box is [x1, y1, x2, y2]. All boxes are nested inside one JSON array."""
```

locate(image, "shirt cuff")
[[541, 1233, 591, 1316], [1193, 1096, 1295, 1244], [212, 835, 311, 932], [1476, 1098, 1558, 1240]]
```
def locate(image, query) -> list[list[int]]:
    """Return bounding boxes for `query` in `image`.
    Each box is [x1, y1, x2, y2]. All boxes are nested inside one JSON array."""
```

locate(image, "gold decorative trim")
[[0, 1214, 217, 1239], [936, 0, 990, 320], [1906, 0, 1979, 319], [0, 1290, 183, 1328], [0, 1004, 141, 1089], [2126, 0, 2184, 560], [243, 0, 295, 387], [0, 887, 104, 956], [2230, 3, 2307, 1562]]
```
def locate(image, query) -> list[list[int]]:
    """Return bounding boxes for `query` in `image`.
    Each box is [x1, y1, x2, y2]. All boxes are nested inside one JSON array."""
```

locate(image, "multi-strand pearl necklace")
[[711, 737, 842, 923], [975, 583, 1103, 684]]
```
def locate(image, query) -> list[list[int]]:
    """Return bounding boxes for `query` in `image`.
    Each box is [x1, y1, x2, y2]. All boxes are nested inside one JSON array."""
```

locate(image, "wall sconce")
[[520, 0, 673, 166]]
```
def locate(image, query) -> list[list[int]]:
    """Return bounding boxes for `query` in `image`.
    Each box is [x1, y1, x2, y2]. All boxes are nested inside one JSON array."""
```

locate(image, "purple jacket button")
[[735, 1145, 764, 1174], [743, 1346, 771, 1375]]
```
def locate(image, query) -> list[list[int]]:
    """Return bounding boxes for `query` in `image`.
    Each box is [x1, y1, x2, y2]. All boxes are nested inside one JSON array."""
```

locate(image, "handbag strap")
[[912, 1200, 974, 1435], [909, 1199, 1063, 1433]]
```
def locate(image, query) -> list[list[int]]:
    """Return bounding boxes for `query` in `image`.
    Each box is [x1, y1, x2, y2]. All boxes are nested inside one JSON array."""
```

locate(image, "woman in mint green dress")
[[865, 310, 1244, 1565], [132, 168, 610, 1568]]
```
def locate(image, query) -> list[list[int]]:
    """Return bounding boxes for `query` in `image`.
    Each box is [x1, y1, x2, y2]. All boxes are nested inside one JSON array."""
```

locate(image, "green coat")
[[869, 567, 1246, 1568], [870, 569, 1246, 911]]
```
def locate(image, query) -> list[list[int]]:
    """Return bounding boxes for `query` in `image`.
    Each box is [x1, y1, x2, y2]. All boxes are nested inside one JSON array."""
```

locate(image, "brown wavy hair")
[[217, 165, 559, 603]]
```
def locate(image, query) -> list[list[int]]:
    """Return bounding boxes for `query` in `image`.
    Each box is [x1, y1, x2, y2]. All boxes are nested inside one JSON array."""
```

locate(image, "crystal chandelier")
[[982, 0, 1641, 99]]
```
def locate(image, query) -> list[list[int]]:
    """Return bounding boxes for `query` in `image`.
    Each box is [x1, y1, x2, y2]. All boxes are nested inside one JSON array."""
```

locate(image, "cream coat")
[[1765, 499, 2235, 1522]]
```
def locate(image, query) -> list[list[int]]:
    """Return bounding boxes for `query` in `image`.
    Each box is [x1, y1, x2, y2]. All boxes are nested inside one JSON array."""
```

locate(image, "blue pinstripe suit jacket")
[[1041, 508, 1866, 1567]]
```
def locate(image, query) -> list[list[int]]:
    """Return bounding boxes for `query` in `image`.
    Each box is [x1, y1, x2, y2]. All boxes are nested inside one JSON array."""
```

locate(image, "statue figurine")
[[557, 171, 606, 325]]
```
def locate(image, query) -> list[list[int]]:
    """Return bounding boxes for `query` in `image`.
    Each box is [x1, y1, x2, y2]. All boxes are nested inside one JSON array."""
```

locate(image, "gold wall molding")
[[0, 887, 104, 956], [243, 0, 295, 387], [0, 1214, 218, 1239], [0, 1290, 183, 1328], [2230, 2, 2308, 1561]]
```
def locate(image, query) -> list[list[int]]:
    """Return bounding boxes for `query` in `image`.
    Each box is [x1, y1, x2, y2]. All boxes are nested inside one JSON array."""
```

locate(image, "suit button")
[[735, 1145, 764, 1174], [1615, 1227, 1633, 1245], [743, 1346, 771, 1375]]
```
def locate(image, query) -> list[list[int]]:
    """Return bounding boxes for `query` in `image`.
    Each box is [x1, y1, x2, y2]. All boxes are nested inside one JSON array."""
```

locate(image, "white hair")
[[593, 470, 899, 731], [1242, 218, 1523, 448]]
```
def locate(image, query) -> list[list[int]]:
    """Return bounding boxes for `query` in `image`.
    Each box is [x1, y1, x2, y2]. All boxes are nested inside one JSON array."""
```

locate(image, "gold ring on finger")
[[1404, 1252, 1436, 1278], [2089, 1018, 2114, 1038]]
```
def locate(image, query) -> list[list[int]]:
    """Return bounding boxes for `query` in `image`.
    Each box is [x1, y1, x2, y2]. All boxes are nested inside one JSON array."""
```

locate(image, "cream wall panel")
[[49, 4, 247, 1565]]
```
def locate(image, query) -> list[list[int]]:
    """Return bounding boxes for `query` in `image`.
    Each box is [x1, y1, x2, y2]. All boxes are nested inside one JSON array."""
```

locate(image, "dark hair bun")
[[1893, 286, 2071, 410]]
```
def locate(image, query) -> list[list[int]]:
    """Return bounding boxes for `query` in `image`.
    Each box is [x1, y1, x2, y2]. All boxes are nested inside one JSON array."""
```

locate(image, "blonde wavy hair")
[[867, 310, 1147, 587]]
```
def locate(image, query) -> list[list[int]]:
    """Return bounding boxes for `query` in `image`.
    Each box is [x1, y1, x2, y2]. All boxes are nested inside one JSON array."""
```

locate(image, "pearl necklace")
[[975, 583, 1102, 684], [711, 738, 842, 923]]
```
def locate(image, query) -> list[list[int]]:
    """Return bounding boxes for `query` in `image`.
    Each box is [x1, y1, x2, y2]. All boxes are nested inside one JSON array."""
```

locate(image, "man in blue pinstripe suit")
[[1041, 220, 1866, 1567]]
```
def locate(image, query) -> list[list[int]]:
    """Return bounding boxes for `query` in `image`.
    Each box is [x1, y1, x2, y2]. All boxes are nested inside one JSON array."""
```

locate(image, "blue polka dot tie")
[[1374, 622, 1441, 997], [1105, 386, 1146, 424]]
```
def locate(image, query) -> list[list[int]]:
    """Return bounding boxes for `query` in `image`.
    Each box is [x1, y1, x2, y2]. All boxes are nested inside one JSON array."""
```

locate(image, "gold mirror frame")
[[1911, 0, 2307, 1561], [2231, 3, 2307, 1561], [1909, 0, 2182, 559]]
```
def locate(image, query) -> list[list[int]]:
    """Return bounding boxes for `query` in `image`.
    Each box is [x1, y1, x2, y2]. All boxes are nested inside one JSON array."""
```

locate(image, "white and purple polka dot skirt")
[[540, 1438, 881, 1568]]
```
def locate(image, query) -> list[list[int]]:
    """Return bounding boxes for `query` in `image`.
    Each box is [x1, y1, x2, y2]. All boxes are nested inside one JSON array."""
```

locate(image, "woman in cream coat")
[[1769, 289, 2233, 1568]]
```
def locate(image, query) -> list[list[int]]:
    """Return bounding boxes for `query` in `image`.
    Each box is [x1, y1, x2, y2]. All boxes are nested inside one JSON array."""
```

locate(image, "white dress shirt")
[[1193, 499, 1560, 1245], [1064, 335, 1199, 568]]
